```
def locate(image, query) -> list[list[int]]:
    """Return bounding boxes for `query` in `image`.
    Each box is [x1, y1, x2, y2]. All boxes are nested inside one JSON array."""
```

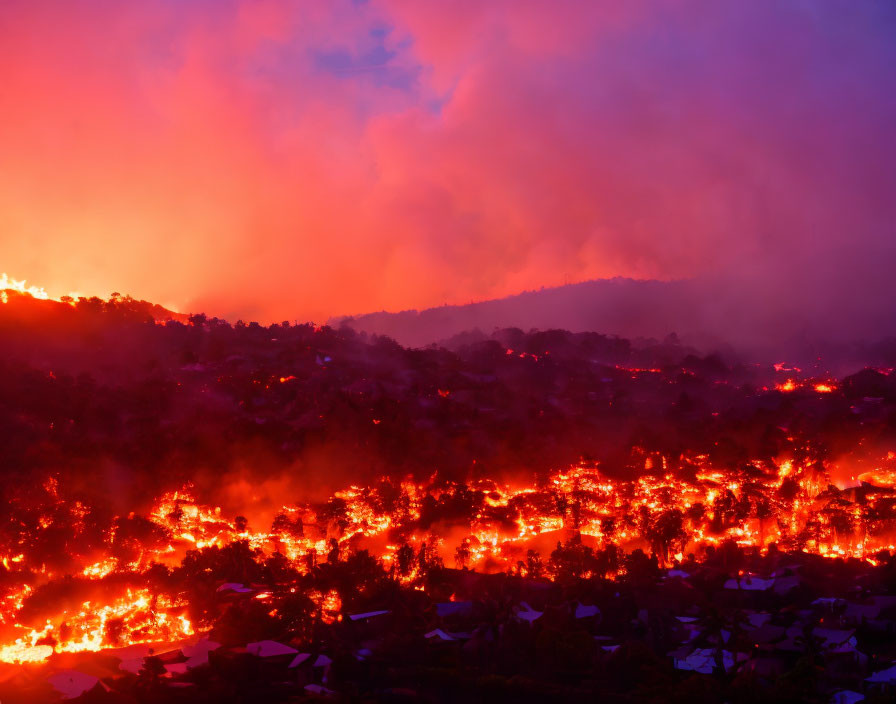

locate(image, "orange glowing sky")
[[1, 1, 894, 323]]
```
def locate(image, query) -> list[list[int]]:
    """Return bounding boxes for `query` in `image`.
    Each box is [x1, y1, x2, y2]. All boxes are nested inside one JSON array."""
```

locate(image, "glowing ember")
[[1, 453, 893, 663]]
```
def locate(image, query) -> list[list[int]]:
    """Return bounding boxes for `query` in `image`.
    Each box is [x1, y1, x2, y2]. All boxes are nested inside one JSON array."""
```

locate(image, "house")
[[772, 575, 802, 594], [574, 603, 600, 619], [671, 647, 747, 674], [812, 628, 857, 653], [436, 601, 473, 618], [744, 623, 786, 649], [842, 603, 880, 626], [866, 662, 896, 690], [247, 640, 298, 658], [741, 656, 786, 679], [348, 609, 390, 621], [724, 575, 774, 591], [514, 602, 543, 623], [425, 628, 458, 642], [47, 670, 109, 700], [182, 638, 221, 669]]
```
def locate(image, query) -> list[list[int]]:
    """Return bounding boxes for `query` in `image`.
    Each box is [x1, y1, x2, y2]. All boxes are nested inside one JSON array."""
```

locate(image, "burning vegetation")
[[3, 283, 896, 701], [2, 458, 896, 667]]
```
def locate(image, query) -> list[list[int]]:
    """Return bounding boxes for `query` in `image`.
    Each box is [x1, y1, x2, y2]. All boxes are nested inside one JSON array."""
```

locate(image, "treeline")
[[0, 293, 895, 515]]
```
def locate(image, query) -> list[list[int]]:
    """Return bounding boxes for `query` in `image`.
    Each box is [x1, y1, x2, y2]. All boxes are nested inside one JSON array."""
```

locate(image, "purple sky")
[[1, 1, 894, 327]]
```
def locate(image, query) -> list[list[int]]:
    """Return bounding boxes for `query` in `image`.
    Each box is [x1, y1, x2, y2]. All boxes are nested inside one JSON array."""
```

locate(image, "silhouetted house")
[[866, 663, 896, 694]]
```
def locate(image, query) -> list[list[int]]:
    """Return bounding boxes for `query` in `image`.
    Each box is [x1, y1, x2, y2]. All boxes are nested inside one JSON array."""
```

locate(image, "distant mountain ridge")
[[332, 278, 700, 348], [331, 276, 896, 372]]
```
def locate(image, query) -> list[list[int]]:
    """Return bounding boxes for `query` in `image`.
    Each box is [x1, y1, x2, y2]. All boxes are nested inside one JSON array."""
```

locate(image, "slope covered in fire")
[[2, 290, 896, 701]]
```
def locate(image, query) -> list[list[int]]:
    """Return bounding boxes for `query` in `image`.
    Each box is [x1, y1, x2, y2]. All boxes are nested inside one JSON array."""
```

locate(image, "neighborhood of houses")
[[4, 547, 896, 703]]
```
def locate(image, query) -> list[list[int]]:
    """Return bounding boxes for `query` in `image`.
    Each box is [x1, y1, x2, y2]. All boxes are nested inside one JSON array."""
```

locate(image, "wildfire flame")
[[0, 273, 81, 305], [0, 273, 51, 300], [1, 453, 893, 664]]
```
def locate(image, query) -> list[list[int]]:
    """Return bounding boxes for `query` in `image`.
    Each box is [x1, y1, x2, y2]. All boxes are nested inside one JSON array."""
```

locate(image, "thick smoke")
[[0, 0, 893, 344]]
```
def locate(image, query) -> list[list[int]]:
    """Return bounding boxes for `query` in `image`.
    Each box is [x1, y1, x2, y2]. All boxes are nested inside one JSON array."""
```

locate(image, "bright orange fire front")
[[1, 455, 894, 664]]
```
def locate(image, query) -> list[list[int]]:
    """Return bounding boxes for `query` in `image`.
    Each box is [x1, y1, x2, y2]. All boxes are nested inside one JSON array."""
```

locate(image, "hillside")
[[334, 276, 896, 374]]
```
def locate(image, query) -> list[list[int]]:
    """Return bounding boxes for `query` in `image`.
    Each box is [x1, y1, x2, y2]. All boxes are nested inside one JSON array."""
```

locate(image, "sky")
[[1, 0, 894, 325]]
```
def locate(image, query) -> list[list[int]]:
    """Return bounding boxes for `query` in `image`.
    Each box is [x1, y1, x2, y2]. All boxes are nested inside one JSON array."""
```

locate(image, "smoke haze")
[[0, 1, 894, 341]]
